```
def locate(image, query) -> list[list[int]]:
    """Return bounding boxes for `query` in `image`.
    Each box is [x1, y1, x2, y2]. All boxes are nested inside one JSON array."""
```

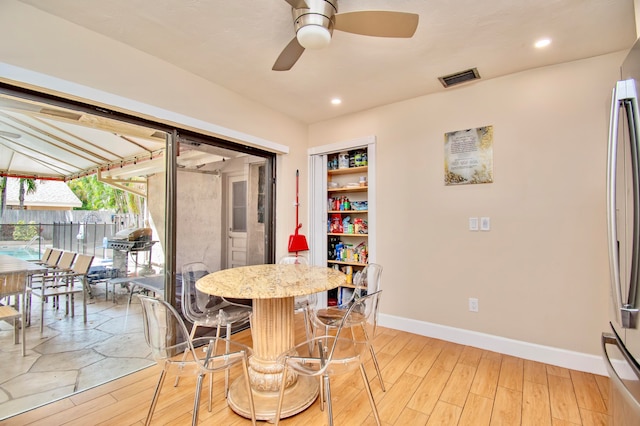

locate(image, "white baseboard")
[[379, 313, 609, 377]]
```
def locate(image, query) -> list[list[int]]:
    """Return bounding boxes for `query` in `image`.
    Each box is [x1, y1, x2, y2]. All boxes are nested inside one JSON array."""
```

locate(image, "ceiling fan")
[[273, 0, 419, 71]]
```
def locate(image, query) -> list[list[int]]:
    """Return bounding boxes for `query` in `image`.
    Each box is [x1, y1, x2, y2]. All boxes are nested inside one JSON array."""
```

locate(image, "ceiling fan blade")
[[334, 11, 419, 38], [272, 37, 306, 71], [283, 0, 309, 9]]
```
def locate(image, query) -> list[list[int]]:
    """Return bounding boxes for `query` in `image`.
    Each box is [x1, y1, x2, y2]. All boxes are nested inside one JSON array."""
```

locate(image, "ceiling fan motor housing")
[[293, 0, 337, 48]]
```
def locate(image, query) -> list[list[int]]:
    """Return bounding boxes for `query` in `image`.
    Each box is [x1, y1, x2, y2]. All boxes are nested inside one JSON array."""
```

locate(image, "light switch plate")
[[480, 217, 491, 231], [469, 217, 479, 231]]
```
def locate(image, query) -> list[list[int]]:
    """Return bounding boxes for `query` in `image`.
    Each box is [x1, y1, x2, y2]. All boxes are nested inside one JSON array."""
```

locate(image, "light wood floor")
[[5, 314, 609, 425]]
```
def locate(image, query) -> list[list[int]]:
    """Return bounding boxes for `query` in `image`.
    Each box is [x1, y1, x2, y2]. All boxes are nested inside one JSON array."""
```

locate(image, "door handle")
[[601, 329, 640, 416]]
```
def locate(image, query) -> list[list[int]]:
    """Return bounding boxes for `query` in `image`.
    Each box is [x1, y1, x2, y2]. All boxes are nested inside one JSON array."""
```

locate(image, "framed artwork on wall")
[[444, 125, 494, 185]]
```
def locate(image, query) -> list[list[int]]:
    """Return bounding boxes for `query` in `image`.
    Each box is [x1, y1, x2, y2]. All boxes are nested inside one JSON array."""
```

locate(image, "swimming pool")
[[0, 247, 41, 261]]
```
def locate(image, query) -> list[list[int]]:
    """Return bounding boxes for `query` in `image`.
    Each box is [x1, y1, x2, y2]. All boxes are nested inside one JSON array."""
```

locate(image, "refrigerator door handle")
[[608, 79, 640, 328], [602, 330, 640, 414], [608, 84, 625, 326]]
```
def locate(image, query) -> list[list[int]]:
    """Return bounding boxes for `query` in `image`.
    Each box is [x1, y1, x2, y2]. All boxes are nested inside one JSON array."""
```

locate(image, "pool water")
[[0, 247, 41, 261]]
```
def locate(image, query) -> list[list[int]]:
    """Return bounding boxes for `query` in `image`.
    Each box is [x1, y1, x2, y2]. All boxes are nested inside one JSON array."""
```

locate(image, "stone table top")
[[196, 264, 345, 299]]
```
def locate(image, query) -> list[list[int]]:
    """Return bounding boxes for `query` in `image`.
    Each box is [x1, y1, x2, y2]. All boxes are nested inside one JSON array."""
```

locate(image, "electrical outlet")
[[469, 298, 479, 312]]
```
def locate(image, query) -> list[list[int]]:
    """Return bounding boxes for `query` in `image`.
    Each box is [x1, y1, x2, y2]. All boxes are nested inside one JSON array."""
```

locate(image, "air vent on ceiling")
[[438, 68, 481, 88]]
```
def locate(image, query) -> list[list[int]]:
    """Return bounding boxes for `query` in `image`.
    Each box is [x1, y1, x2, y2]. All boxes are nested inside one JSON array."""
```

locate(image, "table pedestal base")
[[227, 375, 318, 421]]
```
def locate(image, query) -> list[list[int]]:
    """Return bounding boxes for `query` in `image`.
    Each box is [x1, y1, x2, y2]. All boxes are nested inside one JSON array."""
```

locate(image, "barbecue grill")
[[106, 227, 155, 277]]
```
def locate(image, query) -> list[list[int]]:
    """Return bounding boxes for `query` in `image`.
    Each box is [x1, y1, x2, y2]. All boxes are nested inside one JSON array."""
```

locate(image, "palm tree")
[[18, 178, 37, 209], [0, 176, 6, 221]]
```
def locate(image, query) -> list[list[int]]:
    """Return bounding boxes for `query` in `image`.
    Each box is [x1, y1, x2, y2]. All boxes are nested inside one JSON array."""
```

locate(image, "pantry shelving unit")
[[309, 135, 376, 308], [326, 161, 369, 305]]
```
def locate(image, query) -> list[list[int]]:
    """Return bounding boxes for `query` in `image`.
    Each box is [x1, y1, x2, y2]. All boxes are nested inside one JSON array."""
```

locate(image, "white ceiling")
[[17, 0, 638, 124]]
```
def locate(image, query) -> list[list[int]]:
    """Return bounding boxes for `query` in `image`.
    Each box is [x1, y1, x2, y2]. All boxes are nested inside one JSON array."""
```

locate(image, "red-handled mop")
[[288, 169, 309, 254]]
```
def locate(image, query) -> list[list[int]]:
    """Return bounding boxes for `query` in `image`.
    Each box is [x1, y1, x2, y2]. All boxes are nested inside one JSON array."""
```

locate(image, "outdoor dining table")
[[196, 263, 345, 421], [0, 254, 48, 323], [0, 254, 47, 278]]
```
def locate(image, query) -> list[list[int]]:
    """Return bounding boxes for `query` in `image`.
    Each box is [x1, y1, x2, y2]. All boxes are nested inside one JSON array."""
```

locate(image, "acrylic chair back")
[[182, 262, 220, 327], [181, 262, 251, 334], [351, 262, 383, 301], [278, 255, 308, 265], [182, 262, 217, 317], [140, 294, 195, 368]]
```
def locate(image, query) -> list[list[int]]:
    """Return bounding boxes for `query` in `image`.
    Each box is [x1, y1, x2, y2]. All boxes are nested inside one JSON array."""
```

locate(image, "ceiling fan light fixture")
[[297, 25, 331, 49]]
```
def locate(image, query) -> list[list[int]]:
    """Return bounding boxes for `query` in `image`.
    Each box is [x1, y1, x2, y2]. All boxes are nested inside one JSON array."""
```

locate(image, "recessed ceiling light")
[[535, 38, 551, 48], [331, 98, 342, 105]]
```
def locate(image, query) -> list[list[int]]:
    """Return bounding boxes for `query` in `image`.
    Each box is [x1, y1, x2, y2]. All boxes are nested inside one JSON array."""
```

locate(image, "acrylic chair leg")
[[319, 376, 325, 411], [207, 331, 222, 411], [323, 374, 333, 426], [146, 369, 167, 426], [174, 325, 199, 387], [359, 363, 381, 425], [224, 323, 230, 398], [361, 324, 386, 391], [303, 308, 314, 353], [241, 354, 257, 426], [194, 373, 205, 426], [274, 361, 288, 425]]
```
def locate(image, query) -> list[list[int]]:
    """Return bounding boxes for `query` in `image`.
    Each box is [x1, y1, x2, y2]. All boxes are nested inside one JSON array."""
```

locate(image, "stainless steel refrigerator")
[[605, 38, 640, 426]]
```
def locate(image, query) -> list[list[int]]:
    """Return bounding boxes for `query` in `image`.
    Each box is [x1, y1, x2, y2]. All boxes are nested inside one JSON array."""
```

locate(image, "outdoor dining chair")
[[32, 254, 93, 332], [274, 290, 383, 426], [0, 272, 28, 356], [139, 295, 256, 426], [27, 251, 77, 323]]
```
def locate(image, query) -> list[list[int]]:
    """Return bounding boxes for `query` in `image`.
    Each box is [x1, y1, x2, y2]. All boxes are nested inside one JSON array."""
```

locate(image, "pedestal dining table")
[[196, 263, 345, 421]]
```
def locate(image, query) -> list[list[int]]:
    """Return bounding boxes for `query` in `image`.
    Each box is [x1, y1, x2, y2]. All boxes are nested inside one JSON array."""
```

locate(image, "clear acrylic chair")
[[0, 272, 28, 356], [274, 290, 383, 426], [278, 255, 315, 346], [178, 262, 252, 390], [181, 262, 252, 339], [139, 295, 256, 426], [310, 263, 385, 391]]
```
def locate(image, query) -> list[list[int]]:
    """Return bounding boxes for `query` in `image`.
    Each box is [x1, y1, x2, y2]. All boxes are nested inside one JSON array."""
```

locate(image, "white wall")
[[309, 52, 625, 372]]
